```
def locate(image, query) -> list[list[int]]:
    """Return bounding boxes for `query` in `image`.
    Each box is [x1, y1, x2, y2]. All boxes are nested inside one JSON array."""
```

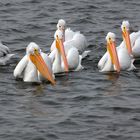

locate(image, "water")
[[0, 0, 140, 139]]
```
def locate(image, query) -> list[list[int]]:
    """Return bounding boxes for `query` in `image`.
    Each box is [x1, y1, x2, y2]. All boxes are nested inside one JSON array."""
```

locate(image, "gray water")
[[0, 0, 140, 139]]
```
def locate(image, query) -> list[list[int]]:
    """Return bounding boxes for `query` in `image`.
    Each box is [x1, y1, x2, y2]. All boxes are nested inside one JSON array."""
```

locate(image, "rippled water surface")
[[0, 0, 140, 139]]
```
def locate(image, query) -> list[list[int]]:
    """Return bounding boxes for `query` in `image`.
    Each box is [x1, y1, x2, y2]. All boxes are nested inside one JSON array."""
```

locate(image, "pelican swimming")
[[98, 21, 136, 72], [99, 20, 140, 61], [98, 32, 135, 72], [49, 30, 83, 74], [121, 21, 140, 58], [0, 41, 14, 65], [51, 19, 88, 53], [14, 42, 55, 84]]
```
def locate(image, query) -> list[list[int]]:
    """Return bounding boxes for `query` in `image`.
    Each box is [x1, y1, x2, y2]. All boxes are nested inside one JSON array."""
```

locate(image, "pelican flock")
[[51, 19, 88, 53], [49, 19, 89, 74], [13, 19, 88, 83], [9, 19, 140, 84]]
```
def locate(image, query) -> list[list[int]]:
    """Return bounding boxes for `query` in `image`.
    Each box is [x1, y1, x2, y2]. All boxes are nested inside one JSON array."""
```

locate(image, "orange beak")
[[107, 40, 120, 72], [122, 29, 132, 55], [29, 52, 56, 85], [56, 36, 69, 72], [61, 28, 65, 42], [62, 29, 65, 42]]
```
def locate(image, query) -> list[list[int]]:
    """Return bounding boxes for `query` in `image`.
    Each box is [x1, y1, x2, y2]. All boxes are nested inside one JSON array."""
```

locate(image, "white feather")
[[50, 43, 82, 74], [14, 55, 28, 78], [130, 31, 140, 57]]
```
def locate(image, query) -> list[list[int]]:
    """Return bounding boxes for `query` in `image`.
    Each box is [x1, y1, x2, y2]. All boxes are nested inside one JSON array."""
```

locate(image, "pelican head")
[[106, 32, 116, 42], [121, 21, 130, 31], [27, 42, 55, 84], [55, 30, 69, 72], [55, 30, 64, 40], [121, 20, 132, 54], [26, 42, 41, 55], [106, 32, 120, 72], [57, 19, 66, 31]]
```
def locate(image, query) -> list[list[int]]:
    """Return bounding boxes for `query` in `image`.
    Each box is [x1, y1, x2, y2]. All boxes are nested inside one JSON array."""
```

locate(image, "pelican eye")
[[34, 48, 38, 52], [123, 26, 126, 30], [56, 35, 58, 37]]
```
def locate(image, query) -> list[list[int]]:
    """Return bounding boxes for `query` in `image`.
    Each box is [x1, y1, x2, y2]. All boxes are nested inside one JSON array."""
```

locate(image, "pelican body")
[[14, 42, 55, 84], [130, 31, 140, 58], [49, 30, 83, 74]]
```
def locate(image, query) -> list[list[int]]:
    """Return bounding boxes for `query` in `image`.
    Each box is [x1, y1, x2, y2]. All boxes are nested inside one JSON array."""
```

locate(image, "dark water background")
[[0, 0, 140, 139]]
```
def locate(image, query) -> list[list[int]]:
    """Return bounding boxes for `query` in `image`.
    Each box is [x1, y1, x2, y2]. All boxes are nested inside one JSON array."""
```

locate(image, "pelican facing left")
[[14, 42, 55, 84]]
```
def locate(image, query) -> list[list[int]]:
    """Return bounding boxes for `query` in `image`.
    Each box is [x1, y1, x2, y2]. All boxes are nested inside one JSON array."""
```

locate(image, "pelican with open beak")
[[14, 42, 55, 84]]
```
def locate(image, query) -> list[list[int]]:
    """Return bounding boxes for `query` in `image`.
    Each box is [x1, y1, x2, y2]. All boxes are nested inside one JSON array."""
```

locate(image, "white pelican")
[[98, 32, 135, 72], [14, 42, 55, 84], [51, 19, 88, 53], [49, 30, 83, 74], [56, 19, 66, 42], [131, 31, 140, 58], [0, 41, 14, 65], [120, 20, 140, 58]]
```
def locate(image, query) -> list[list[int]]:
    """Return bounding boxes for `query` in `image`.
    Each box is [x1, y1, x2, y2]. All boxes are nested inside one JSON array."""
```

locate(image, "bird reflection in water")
[[106, 72, 120, 81], [32, 84, 44, 96], [104, 72, 121, 96]]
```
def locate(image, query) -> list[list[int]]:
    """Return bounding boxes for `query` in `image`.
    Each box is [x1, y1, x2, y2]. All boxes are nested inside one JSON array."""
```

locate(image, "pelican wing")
[[14, 55, 28, 78]]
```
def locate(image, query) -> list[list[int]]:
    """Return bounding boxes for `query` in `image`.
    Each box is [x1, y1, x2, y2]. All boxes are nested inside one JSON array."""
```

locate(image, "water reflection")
[[106, 72, 120, 81], [104, 72, 121, 96], [32, 84, 44, 96]]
